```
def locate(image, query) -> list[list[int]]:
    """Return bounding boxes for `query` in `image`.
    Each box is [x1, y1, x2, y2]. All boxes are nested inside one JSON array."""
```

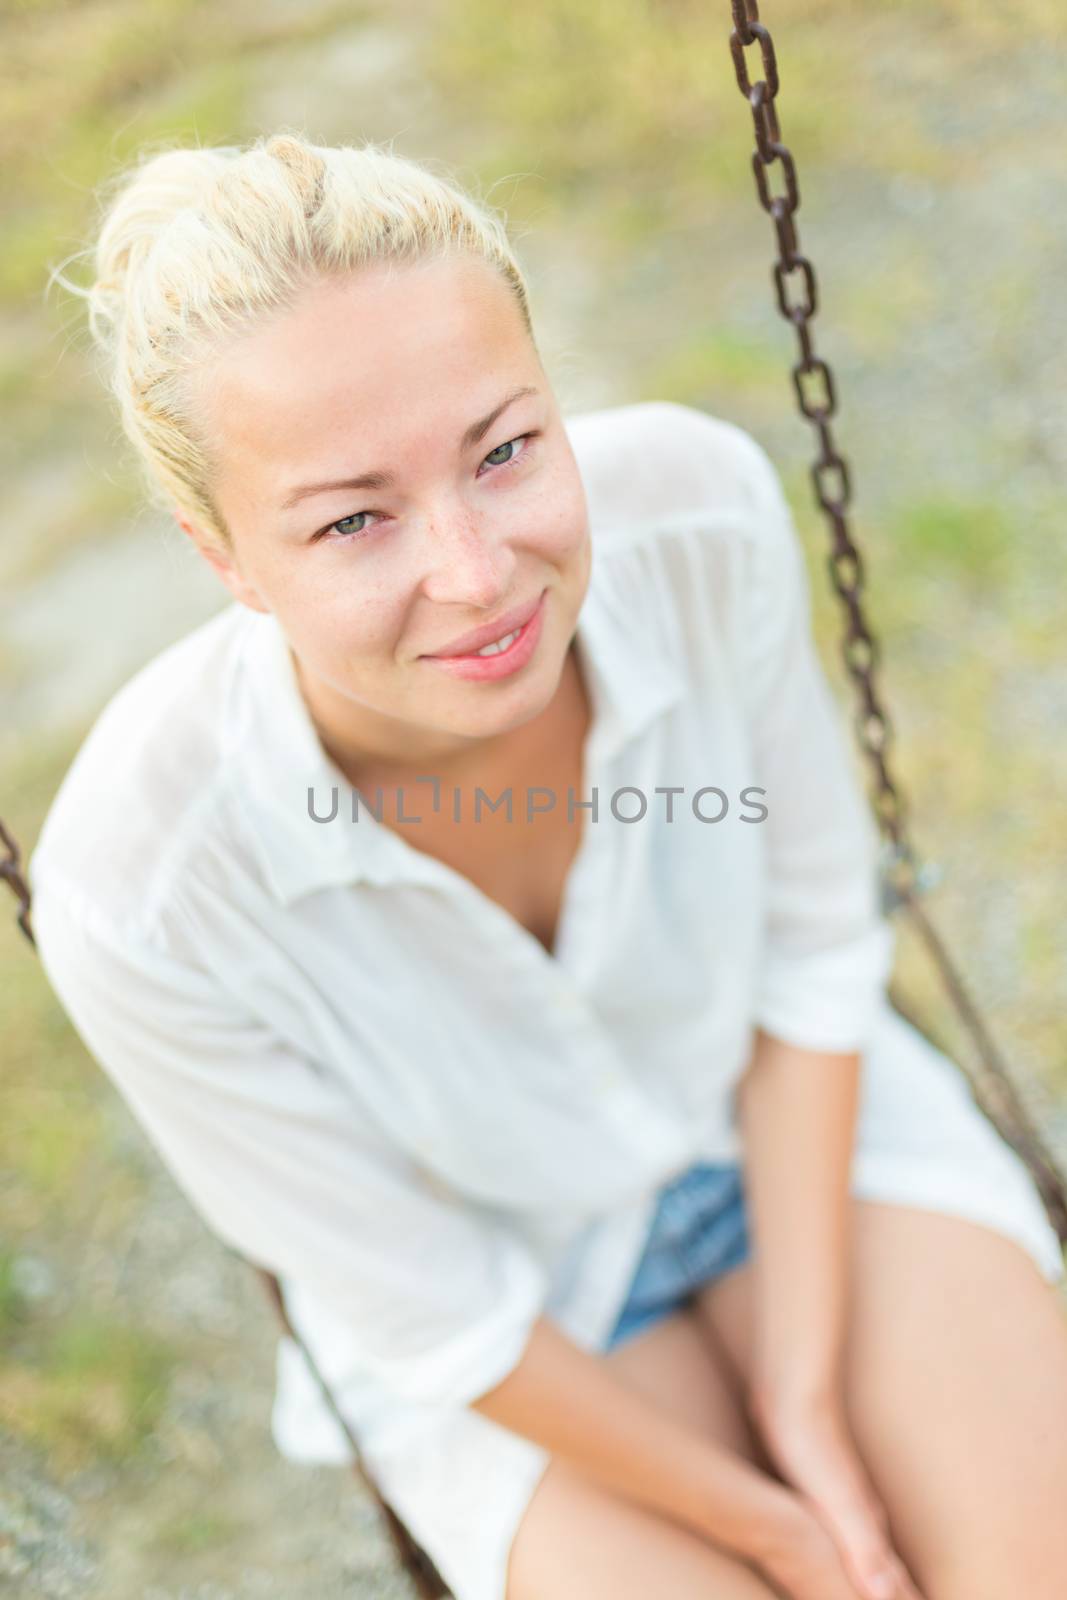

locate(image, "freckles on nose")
[[421, 517, 511, 589]]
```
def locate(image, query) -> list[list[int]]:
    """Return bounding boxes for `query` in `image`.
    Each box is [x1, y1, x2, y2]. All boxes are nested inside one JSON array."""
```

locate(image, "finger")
[[827, 1491, 924, 1600], [845, 1542, 900, 1600], [852, 1546, 927, 1600], [769, 1513, 874, 1600], [889, 1553, 929, 1600], [806, 1493, 901, 1600]]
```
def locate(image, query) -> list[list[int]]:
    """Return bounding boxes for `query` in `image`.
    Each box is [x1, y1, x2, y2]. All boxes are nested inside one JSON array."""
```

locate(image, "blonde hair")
[[53, 132, 536, 548]]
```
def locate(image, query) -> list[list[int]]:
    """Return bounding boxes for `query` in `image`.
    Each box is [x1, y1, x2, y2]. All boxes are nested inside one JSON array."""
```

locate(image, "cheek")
[[274, 568, 403, 668], [524, 466, 589, 562]]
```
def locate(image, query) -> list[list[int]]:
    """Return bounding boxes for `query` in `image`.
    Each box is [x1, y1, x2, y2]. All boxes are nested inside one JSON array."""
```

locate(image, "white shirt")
[[28, 402, 1062, 1600]]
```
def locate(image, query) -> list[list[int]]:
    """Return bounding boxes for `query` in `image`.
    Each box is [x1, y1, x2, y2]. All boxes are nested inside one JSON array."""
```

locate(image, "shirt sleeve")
[[29, 873, 549, 1409], [731, 428, 897, 1054]]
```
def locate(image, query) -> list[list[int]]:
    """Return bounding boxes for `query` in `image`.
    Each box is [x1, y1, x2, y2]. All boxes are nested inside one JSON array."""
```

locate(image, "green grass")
[[0, 729, 173, 1477], [644, 324, 786, 408], [152, 1509, 241, 1556], [0, 731, 140, 1223], [1, 952, 112, 1215], [887, 496, 1014, 588], [0, 1311, 176, 1471], [0, 1252, 26, 1342]]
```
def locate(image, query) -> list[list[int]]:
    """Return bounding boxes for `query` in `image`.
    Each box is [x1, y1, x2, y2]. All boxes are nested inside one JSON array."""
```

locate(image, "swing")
[[2, 5, 1065, 1596]]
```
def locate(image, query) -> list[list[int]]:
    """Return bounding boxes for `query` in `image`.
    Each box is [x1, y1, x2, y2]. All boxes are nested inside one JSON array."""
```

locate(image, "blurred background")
[[2, 0, 1066, 1593]]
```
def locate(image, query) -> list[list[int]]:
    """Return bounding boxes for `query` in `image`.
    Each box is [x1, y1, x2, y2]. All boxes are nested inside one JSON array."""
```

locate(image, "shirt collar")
[[229, 542, 686, 906]]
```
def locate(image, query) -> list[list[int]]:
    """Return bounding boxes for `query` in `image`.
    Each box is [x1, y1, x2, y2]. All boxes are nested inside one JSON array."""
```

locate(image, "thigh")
[[693, 1199, 1067, 1599], [505, 1304, 778, 1600], [602, 1297, 772, 1468]]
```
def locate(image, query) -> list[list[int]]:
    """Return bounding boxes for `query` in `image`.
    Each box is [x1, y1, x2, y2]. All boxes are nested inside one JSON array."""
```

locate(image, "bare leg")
[[504, 1305, 780, 1599], [694, 1200, 1067, 1600]]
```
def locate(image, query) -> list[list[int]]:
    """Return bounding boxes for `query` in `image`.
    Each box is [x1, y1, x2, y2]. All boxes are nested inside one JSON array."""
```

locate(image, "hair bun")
[[90, 146, 235, 323]]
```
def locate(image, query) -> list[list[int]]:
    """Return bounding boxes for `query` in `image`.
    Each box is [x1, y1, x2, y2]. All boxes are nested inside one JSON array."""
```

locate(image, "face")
[[182, 253, 592, 778]]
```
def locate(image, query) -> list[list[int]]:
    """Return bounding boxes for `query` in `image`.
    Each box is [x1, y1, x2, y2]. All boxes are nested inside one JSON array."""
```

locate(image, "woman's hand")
[[750, 1490, 882, 1600], [747, 1382, 926, 1600]]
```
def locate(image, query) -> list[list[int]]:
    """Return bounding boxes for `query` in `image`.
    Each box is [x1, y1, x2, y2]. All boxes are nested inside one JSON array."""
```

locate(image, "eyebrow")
[[278, 384, 541, 511]]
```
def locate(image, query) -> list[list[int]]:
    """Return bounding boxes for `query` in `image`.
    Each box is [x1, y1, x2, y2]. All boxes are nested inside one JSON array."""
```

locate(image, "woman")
[[31, 133, 1067, 1600]]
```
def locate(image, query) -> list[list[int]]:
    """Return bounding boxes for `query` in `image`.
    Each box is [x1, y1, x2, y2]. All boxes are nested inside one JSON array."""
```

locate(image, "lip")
[[421, 591, 545, 659], [421, 589, 547, 683]]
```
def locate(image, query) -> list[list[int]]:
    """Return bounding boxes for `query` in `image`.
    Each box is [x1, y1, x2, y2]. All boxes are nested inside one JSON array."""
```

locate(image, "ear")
[[173, 510, 271, 615]]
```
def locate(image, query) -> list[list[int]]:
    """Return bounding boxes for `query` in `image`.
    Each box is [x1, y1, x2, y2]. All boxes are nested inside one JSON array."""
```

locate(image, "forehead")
[[198, 254, 533, 480]]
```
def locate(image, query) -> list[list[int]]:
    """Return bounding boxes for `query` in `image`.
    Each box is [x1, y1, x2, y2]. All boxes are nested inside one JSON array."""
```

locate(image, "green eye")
[[483, 432, 538, 472], [318, 509, 379, 544], [334, 513, 371, 537], [484, 438, 519, 467]]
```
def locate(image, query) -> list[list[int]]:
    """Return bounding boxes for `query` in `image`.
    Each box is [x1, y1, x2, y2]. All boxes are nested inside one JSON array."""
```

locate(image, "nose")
[[416, 504, 518, 610]]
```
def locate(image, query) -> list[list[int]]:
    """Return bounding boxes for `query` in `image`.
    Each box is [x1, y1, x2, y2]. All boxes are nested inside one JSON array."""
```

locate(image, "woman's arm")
[[734, 1030, 925, 1600], [736, 1025, 861, 1407], [474, 1313, 793, 1553], [473, 1312, 867, 1598]]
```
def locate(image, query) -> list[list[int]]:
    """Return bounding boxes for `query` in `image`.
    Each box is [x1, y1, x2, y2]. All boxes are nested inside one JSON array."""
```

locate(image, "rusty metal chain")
[[0, 817, 34, 947], [729, 0, 1067, 1245], [730, 0, 922, 913], [256, 1269, 451, 1598]]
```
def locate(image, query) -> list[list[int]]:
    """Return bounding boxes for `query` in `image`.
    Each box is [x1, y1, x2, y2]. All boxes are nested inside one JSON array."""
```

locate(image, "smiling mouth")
[[420, 589, 546, 659], [417, 589, 548, 678]]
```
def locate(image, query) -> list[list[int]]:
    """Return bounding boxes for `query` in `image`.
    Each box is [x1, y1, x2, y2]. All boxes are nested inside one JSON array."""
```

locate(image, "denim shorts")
[[604, 1160, 751, 1349]]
